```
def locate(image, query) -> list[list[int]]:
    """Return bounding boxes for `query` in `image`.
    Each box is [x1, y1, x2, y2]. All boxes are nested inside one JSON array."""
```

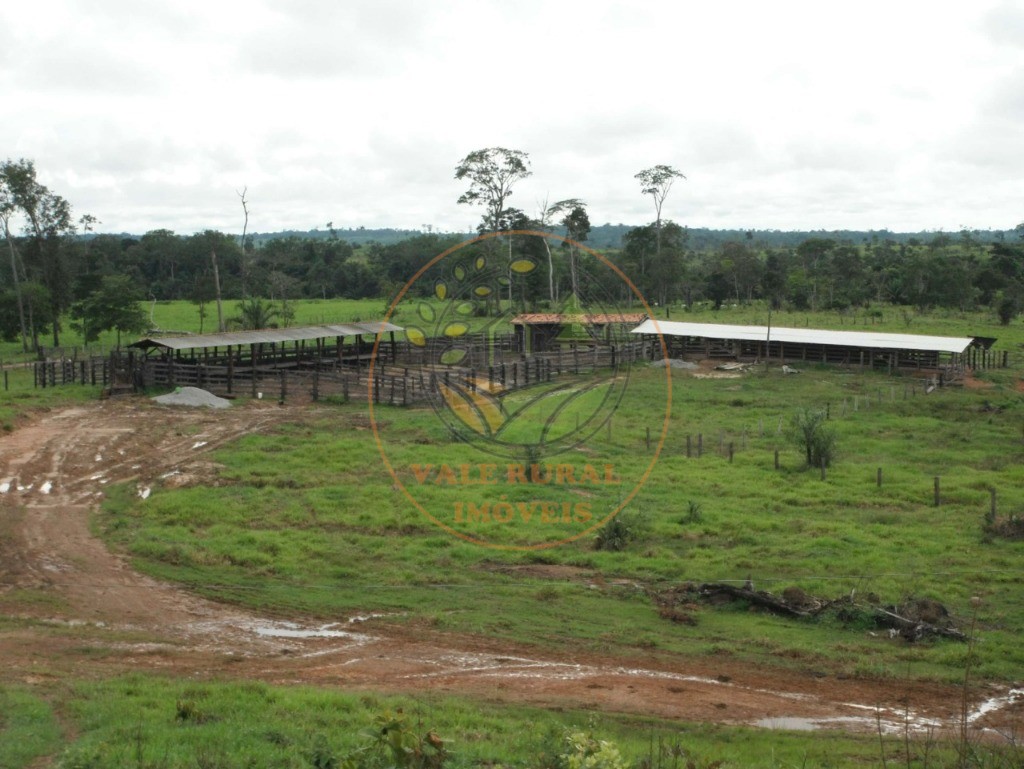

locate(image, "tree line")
[[3, 152, 1023, 354]]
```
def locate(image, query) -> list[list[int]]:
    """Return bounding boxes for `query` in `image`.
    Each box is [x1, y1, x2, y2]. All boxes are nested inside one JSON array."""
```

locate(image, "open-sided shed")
[[631, 320, 977, 371], [129, 322, 402, 365]]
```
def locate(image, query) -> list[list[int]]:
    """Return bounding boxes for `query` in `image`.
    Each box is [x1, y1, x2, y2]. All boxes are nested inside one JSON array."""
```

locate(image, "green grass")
[[96, 360, 1024, 684], [53, 674, 906, 769], [0, 686, 63, 768], [0, 365, 102, 428]]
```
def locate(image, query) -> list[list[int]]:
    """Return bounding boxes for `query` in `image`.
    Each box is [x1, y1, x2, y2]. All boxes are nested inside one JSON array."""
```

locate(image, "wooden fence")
[[119, 338, 660, 406]]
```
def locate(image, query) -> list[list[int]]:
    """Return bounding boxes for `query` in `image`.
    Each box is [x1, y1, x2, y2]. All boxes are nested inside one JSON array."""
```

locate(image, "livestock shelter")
[[512, 313, 648, 353], [630, 320, 983, 372], [127, 322, 404, 393]]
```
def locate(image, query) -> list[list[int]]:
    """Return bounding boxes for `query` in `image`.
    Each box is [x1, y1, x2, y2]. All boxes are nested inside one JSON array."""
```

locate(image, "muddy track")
[[0, 400, 1020, 739]]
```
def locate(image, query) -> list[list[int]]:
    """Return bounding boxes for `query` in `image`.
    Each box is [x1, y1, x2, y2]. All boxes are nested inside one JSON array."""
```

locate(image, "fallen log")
[[697, 583, 812, 618]]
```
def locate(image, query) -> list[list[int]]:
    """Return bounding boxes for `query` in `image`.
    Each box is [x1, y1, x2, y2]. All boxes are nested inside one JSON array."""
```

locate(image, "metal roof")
[[630, 320, 975, 354], [128, 322, 404, 351], [512, 313, 648, 325]]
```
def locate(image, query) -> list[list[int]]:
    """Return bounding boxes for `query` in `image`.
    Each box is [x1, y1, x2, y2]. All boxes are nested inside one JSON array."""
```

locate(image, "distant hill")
[[90, 224, 1018, 250]]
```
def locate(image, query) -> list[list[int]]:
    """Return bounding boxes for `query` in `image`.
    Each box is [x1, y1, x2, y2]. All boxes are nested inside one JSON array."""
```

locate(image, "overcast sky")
[[3, 0, 1022, 237]]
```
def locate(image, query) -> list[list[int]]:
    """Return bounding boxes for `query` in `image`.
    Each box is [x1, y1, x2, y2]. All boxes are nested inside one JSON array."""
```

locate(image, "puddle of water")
[[756, 716, 881, 732], [248, 620, 371, 641], [191, 441, 208, 450], [756, 717, 818, 731], [969, 688, 1024, 723], [90, 473, 105, 480]]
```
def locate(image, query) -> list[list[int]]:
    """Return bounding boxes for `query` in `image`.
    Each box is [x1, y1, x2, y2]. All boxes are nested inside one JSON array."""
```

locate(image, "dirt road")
[[0, 400, 1020, 739]]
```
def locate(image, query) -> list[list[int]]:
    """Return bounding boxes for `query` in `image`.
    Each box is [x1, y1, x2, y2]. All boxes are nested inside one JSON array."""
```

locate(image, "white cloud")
[[0, 0, 1020, 234]]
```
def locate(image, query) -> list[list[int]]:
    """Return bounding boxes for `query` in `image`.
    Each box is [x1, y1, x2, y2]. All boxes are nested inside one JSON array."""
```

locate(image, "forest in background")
[[4, 153, 1024, 353]]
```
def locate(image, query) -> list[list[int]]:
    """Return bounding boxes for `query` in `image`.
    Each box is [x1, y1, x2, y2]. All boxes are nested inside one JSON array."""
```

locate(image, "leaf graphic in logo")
[[510, 258, 536, 274], [418, 303, 435, 323], [439, 348, 466, 365], [406, 327, 427, 347], [443, 322, 469, 338], [495, 379, 620, 447], [438, 382, 508, 437]]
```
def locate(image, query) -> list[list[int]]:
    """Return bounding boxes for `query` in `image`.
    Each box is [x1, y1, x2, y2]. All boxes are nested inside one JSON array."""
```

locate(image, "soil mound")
[[152, 387, 232, 409]]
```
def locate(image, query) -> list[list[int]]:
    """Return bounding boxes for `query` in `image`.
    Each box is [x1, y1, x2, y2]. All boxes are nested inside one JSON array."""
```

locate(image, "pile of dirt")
[[152, 387, 232, 409]]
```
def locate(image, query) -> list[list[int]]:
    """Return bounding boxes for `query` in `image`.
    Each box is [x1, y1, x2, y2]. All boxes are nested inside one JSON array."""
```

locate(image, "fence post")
[[686, 434, 692, 458], [990, 487, 997, 520], [877, 467, 882, 488], [728, 442, 734, 463], [934, 476, 941, 507], [820, 459, 827, 481], [697, 433, 703, 458], [774, 449, 779, 470], [645, 426, 651, 451]]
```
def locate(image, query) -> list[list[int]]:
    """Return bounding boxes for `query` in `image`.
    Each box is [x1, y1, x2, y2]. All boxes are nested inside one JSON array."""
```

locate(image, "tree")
[[70, 275, 147, 346], [790, 408, 837, 469], [233, 297, 278, 330], [635, 164, 685, 259], [0, 176, 28, 351], [536, 197, 584, 302], [562, 204, 591, 301], [0, 158, 78, 348], [455, 148, 531, 233], [622, 220, 686, 307]]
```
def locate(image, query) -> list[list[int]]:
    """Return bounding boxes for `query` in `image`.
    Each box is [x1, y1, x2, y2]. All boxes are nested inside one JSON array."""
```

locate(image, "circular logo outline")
[[369, 229, 672, 551]]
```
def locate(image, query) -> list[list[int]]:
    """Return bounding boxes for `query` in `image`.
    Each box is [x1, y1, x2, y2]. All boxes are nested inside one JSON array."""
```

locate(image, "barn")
[[630, 319, 982, 372]]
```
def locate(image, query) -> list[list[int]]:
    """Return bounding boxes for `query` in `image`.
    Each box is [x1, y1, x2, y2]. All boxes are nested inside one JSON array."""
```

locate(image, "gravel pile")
[[152, 387, 232, 409], [650, 358, 699, 370]]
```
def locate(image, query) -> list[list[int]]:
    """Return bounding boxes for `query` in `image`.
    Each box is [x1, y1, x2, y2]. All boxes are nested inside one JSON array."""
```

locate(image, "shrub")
[[789, 407, 837, 469], [593, 512, 646, 552]]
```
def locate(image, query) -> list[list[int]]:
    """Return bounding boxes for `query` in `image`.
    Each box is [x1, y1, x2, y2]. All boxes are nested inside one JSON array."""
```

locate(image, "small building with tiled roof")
[[511, 312, 648, 353]]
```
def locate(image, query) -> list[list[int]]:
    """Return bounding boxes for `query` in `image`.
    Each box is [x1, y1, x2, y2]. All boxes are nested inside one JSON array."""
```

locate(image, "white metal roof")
[[631, 319, 974, 354], [129, 322, 403, 351]]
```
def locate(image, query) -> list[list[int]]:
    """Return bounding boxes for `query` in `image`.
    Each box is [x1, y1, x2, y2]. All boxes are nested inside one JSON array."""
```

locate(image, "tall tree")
[[635, 164, 685, 259], [0, 158, 78, 347], [562, 204, 591, 301], [536, 197, 584, 302], [0, 173, 28, 351], [455, 148, 532, 233]]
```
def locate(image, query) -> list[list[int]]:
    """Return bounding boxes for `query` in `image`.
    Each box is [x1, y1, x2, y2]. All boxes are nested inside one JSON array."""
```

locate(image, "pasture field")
[[96, 361, 1024, 684], [2, 301, 1023, 767]]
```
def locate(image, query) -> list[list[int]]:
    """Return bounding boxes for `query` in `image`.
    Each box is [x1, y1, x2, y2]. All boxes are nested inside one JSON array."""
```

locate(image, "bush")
[[593, 512, 647, 552], [790, 408, 837, 469]]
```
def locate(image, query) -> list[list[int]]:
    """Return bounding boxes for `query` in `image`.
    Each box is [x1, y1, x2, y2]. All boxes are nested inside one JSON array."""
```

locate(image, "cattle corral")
[[26, 319, 1010, 402]]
